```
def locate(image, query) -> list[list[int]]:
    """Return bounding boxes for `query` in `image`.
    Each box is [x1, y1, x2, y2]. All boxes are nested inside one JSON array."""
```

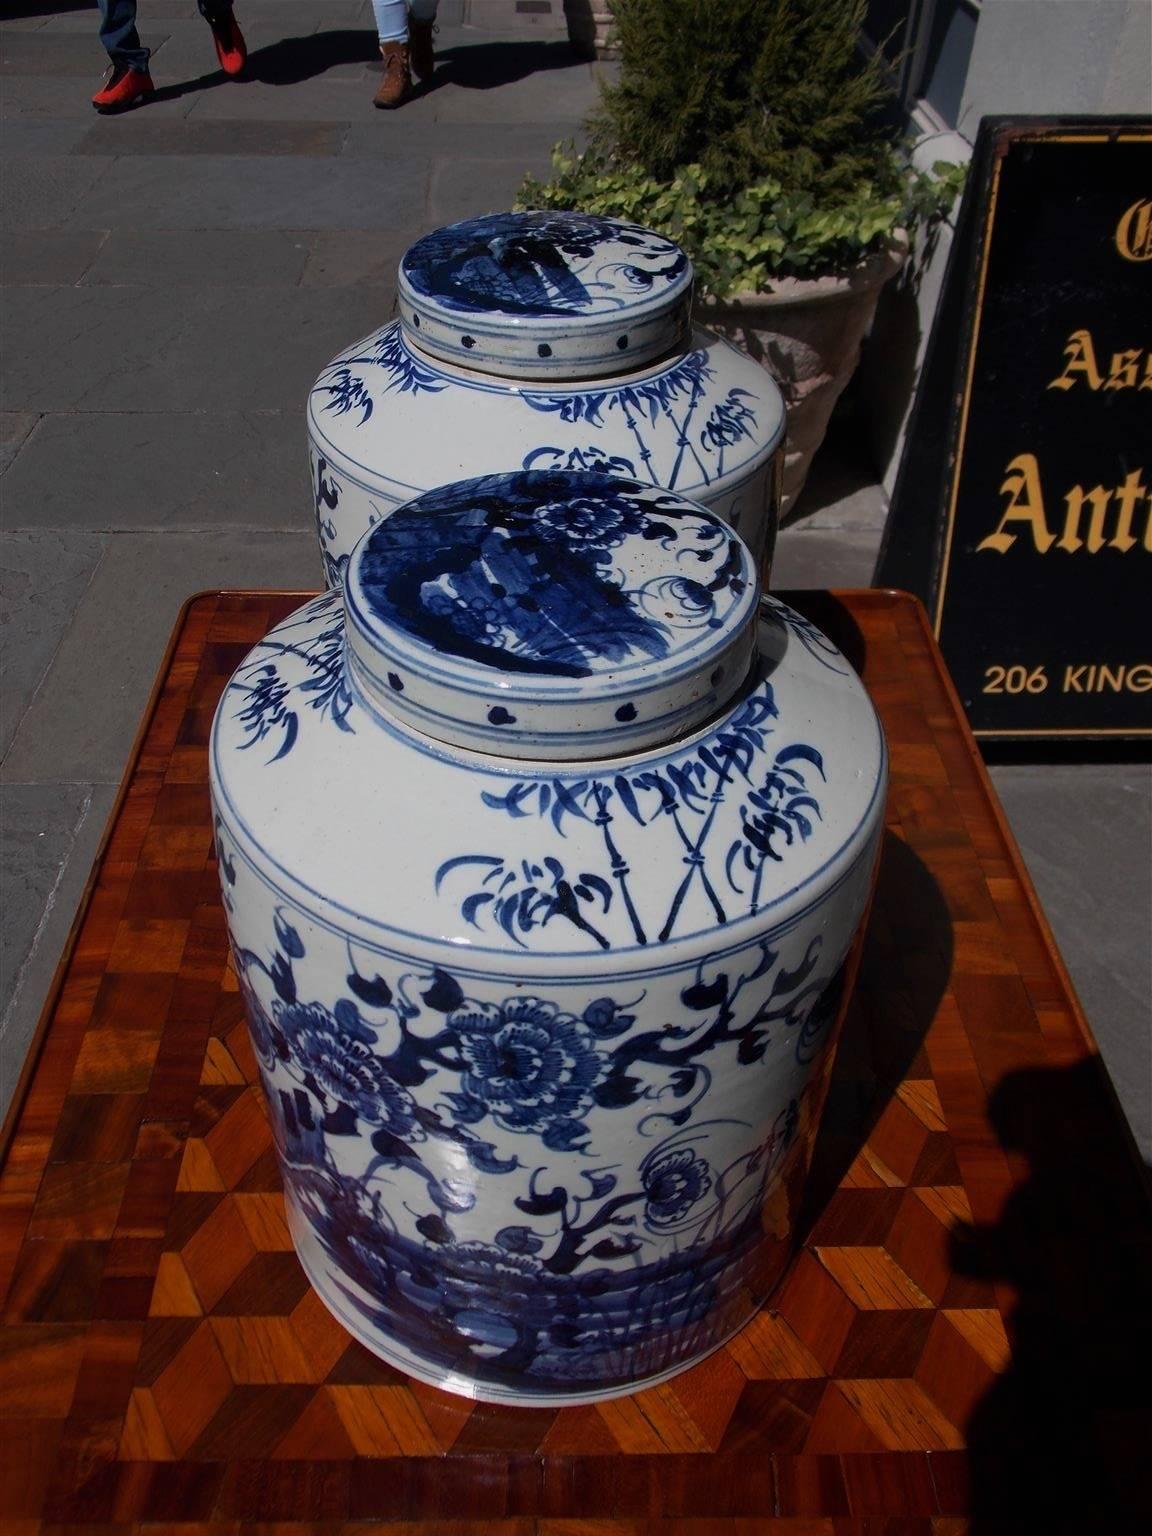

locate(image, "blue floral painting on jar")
[[224, 892, 852, 1398]]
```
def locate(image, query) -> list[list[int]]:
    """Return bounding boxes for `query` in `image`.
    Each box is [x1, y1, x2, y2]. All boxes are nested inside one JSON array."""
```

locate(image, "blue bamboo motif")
[[228, 592, 354, 761], [521, 351, 758, 491], [313, 322, 446, 428], [437, 684, 826, 949]]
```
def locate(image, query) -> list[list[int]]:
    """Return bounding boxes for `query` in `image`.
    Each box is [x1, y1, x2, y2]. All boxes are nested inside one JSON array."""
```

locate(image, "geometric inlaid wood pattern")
[[2, 590, 1148, 1531]]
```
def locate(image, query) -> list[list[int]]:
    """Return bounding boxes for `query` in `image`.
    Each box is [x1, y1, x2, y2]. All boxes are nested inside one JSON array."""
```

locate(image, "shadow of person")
[[241, 29, 381, 86], [434, 37, 582, 90], [149, 30, 584, 105], [798, 828, 955, 1236], [954, 1059, 1152, 1528], [147, 31, 382, 104]]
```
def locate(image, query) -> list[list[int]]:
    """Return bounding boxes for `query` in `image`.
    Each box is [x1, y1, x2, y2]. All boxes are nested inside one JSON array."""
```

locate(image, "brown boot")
[[374, 41, 410, 109], [408, 17, 435, 82]]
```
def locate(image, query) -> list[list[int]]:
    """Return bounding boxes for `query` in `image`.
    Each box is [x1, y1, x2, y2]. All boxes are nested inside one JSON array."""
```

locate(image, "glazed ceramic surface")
[[308, 213, 786, 585], [211, 472, 886, 1406], [397, 212, 693, 378]]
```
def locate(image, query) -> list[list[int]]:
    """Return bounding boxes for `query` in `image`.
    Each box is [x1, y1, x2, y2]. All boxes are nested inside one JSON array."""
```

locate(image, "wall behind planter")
[[862, 0, 1151, 496]]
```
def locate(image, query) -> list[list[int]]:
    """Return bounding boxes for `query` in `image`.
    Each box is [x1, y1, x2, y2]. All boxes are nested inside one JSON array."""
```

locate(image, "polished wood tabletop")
[[2, 589, 1148, 1532]]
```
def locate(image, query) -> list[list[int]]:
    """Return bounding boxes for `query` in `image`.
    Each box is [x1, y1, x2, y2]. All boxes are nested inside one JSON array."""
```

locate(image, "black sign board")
[[877, 118, 1151, 741]]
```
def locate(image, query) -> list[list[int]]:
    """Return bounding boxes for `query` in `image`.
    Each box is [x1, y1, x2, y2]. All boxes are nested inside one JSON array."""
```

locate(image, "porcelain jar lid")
[[344, 471, 759, 760], [397, 212, 694, 380]]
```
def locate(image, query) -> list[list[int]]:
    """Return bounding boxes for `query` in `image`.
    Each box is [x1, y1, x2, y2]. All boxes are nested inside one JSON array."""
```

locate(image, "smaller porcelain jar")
[[211, 470, 886, 1406], [307, 212, 786, 587]]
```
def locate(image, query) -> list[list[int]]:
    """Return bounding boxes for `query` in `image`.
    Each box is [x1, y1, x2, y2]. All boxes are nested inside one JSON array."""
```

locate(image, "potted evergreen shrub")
[[524, 0, 961, 512]]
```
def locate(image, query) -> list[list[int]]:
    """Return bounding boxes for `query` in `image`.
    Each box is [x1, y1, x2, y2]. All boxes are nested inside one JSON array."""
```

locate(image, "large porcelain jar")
[[307, 212, 786, 587], [211, 470, 886, 1406]]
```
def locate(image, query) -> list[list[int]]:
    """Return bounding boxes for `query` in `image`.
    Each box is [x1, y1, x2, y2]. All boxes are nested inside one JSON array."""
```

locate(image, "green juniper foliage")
[[519, 0, 963, 297], [594, 0, 901, 199]]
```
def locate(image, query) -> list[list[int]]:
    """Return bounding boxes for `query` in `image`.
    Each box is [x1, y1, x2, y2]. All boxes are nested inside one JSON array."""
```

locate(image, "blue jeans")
[[373, 0, 439, 44], [98, 1, 235, 72]]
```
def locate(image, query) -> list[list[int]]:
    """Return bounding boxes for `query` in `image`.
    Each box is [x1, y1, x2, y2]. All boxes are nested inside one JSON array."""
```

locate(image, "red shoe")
[[209, 9, 248, 77], [92, 63, 155, 114]]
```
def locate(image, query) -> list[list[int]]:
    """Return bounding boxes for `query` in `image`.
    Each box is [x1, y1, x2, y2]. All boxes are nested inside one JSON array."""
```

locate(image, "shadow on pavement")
[[434, 37, 583, 89], [148, 29, 583, 105], [7, 1, 93, 15], [956, 1058, 1152, 1529]]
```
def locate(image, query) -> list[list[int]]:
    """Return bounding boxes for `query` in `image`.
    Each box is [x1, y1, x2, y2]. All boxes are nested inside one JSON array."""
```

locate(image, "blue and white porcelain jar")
[[308, 212, 787, 588], [211, 471, 886, 1406]]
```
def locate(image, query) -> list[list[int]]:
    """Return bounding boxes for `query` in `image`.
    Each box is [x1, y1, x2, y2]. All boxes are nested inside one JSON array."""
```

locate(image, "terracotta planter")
[[563, 0, 619, 60], [703, 236, 907, 516]]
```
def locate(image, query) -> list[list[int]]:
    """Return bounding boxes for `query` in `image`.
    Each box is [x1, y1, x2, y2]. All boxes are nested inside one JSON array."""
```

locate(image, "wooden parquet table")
[[2, 589, 1149, 1533]]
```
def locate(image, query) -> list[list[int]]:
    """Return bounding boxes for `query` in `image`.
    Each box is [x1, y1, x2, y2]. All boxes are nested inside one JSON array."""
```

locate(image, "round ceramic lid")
[[344, 471, 759, 760], [397, 212, 693, 379]]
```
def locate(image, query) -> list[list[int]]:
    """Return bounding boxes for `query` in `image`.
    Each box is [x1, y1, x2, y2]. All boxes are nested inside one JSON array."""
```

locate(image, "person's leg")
[[373, 0, 413, 108], [373, 1, 409, 43], [93, 0, 154, 111], [407, 0, 439, 82], [198, 0, 248, 76], [97, 0, 150, 73]]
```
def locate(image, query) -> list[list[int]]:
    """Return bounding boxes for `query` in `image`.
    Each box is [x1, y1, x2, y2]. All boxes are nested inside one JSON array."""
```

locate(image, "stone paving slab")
[[117, 0, 373, 17], [458, 0, 566, 31], [1, 410, 310, 532], [61, 149, 430, 227], [0, 780, 117, 1115], [0, 73, 198, 118], [0, 154, 114, 230], [1, 529, 323, 786], [429, 44, 600, 121], [0, 284, 390, 412], [428, 152, 551, 221], [0, 528, 109, 760], [0, 118, 89, 154], [340, 116, 576, 159], [72, 115, 349, 155], [1, 26, 163, 74], [0, 227, 109, 284], [299, 226, 412, 285], [0, 413, 39, 474], [154, 36, 375, 86], [179, 73, 395, 118], [771, 528, 881, 590], [989, 763, 1152, 1156], [78, 225, 312, 285]]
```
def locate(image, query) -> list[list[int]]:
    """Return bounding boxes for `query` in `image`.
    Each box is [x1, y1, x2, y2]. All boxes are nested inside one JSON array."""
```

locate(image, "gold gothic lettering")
[[1047, 329, 1152, 391], [976, 456, 1152, 554], [1116, 198, 1152, 262]]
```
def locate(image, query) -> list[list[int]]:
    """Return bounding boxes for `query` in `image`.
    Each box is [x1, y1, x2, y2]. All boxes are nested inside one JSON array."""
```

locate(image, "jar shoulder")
[[211, 593, 887, 965]]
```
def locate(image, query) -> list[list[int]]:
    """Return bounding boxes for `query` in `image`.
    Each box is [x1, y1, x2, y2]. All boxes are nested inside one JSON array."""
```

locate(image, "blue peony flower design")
[[533, 495, 636, 552], [446, 996, 607, 1148], [273, 1000, 421, 1136], [643, 1148, 713, 1228]]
